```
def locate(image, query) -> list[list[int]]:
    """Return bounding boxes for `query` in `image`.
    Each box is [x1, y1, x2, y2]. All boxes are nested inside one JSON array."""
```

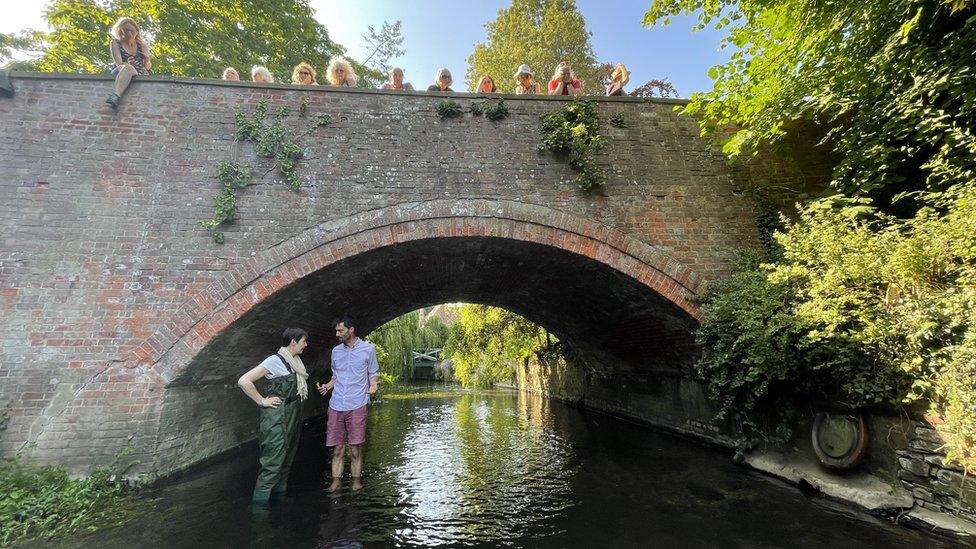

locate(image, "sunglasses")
[[299, 71, 311, 76]]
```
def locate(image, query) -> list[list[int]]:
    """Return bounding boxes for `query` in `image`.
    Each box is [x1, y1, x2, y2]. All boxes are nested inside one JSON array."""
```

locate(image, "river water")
[[59, 386, 956, 548]]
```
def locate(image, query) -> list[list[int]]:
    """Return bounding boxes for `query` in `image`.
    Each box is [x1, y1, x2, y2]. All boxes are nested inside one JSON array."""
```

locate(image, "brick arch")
[[138, 199, 705, 383]]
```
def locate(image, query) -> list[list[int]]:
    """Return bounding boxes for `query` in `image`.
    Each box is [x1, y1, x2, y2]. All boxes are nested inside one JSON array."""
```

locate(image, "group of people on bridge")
[[237, 318, 379, 504], [104, 17, 632, 109]]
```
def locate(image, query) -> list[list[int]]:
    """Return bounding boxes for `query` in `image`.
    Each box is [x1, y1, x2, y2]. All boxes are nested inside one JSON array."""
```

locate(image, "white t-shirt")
[[258, 354, 291, 379]]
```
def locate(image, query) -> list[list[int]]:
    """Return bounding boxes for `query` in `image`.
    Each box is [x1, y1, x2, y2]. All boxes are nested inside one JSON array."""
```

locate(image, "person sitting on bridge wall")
[[237, 327, 311, 505], [105, 17, 152, 110], [222, 67, 240, 81], [514, 64, 540, 95], [317, 316, 379, 493], [251, 65, 274, 84], [476, 75, 497, 93], [548, 61, 583, 96], [380, 67, 414, 90], [292, 61, 318, 85], [428, 68, 454, 92], [606, 63, 629, 96], [326, 56, 358, 87]]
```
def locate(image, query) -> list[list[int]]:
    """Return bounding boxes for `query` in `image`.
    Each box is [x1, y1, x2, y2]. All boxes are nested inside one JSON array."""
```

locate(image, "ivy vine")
[[201, 98, 332, 243], [436, 100, 464, 118], [436, 98, 509, 121], [609, 113, 626, 128], [469, 98, 509, 121], [538, 100, 607, 192]]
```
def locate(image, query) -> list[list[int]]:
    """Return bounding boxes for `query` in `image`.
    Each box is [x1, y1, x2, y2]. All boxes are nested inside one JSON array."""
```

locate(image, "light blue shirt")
[[329, 338, 379, 411]]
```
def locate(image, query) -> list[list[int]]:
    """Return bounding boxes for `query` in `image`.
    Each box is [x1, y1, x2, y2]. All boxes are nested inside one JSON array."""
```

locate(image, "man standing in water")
[[237, 328, 311, 504], [317, 316, 379, 492]]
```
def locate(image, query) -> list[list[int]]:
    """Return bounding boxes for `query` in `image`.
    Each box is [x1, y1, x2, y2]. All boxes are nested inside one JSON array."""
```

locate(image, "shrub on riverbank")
[[0, 450, 144, 545], [696, 185, 976, 471]]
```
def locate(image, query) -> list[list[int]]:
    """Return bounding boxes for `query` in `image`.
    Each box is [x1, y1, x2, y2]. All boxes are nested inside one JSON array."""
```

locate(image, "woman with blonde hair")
[[606, 63, 629, 96], [475, 75, 497, 93], [380, 67, 414, 90], [326, 56, 358, 87], [222, 67, 240, 81], [251, 66, 274, 84], [427, 68, 453, 92], [292, 61, 318, 85], [513, 64, 539, 95], [547, 61, 582, 96], [105, 17, 152, 110]]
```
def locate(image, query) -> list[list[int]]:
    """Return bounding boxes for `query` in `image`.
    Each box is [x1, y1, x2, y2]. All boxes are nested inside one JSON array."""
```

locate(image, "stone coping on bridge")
[[5, 71, 690, 105]]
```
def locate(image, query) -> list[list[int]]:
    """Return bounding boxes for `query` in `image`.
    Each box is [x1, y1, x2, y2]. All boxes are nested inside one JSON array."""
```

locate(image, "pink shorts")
[[326, 405, 368, 446]]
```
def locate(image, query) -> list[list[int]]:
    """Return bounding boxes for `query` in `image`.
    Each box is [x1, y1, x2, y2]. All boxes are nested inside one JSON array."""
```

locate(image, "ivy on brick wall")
[[201, 98, 332, 244], [436, 98, 509, 121], [538, 100, 607, 192]]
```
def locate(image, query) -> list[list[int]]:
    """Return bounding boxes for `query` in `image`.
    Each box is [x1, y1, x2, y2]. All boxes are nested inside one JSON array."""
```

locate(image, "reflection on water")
[[54, 386, 957, 548]]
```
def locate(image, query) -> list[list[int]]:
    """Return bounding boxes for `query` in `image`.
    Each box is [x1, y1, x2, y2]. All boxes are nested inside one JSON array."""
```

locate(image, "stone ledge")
[[744, 449, 915, 512], [5, 70, 690, 105], [904, 507, 976, 540]]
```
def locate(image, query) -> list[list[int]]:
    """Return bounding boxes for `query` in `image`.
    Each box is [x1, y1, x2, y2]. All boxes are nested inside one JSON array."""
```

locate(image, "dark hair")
[[281, 327, 308, 347], [334, 316, 356, 331]]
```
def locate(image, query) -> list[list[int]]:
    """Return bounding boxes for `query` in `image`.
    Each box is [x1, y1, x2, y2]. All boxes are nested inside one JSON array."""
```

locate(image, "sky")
[[2, 0, 730, 97]]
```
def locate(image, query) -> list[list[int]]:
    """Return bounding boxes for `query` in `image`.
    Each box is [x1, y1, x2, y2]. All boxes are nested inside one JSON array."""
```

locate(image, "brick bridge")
[[0, 73, 829, 475]]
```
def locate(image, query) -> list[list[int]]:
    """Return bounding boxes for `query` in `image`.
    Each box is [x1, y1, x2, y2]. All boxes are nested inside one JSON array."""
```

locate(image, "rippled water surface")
[[59, 386, 956, 548]]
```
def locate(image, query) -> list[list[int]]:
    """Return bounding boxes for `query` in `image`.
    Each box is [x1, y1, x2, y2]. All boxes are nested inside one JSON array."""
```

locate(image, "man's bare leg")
[[329, 444, 345, 492], [349, 444, 363, 490]]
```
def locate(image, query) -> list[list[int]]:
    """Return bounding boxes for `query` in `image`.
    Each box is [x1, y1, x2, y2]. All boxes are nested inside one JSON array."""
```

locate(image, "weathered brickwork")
[[0, 73, 832, 475]]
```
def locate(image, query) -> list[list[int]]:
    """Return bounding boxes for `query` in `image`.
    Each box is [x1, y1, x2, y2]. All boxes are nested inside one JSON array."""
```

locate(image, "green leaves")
[[697, 185, 976, 463], [436, 100, 464, 119], [0, 450, 145, 545], [18, 0, 346, 82], [465, 0, 603, 93], [645, 0, 976, 214], [202, 98, 332, 243], [539, 100, 607, 191], [443, 305, 556, 388], [368, 311, 450, 381]]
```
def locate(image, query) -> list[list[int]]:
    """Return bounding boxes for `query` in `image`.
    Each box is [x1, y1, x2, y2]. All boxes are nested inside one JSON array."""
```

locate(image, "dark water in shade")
[[56, 386, 958, 548]]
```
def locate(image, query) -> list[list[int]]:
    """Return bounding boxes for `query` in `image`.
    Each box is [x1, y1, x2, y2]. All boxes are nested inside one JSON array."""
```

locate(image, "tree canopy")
[[8, 0, 348, 82], [444, 304, 553, 388], [645, 0, 976, 212], [652, 0, 976, 469], [466, 0, 602, 93]]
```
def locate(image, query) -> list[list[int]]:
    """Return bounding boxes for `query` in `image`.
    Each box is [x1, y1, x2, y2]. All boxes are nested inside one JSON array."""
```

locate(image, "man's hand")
[[261, 396, 282, 408], [316, 381, 334, 396], [368, 381, 378, 395]]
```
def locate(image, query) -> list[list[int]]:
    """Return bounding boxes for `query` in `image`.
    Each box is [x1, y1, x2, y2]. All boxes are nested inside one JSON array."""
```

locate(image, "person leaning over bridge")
[[380, 67, 414, 90], [105, 17, 152, 110], [326, 56, 358, 87], [251, 65, 274, 84], [237, 327, 311, 504], [606, 63, 629, 96], [476, 75, 497, 93], [222, 67, 240, 81], [548, 61, 582, 96], [427, 68, 454, 92], [316, 316, 379, 493], [514, 64, 540, 95], [292, 61, 318, 85]]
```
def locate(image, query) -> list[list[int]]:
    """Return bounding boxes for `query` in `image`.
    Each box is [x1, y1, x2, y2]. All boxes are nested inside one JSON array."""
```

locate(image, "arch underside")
[[174, 235, 699, 387]]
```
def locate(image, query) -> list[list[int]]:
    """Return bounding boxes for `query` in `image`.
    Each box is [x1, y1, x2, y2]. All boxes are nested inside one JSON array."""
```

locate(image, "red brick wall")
[[0, 73, 831, 474]]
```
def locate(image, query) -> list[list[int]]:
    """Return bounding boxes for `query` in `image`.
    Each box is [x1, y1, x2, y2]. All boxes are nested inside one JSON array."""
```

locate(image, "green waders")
[[252, 370, 302, 503]]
